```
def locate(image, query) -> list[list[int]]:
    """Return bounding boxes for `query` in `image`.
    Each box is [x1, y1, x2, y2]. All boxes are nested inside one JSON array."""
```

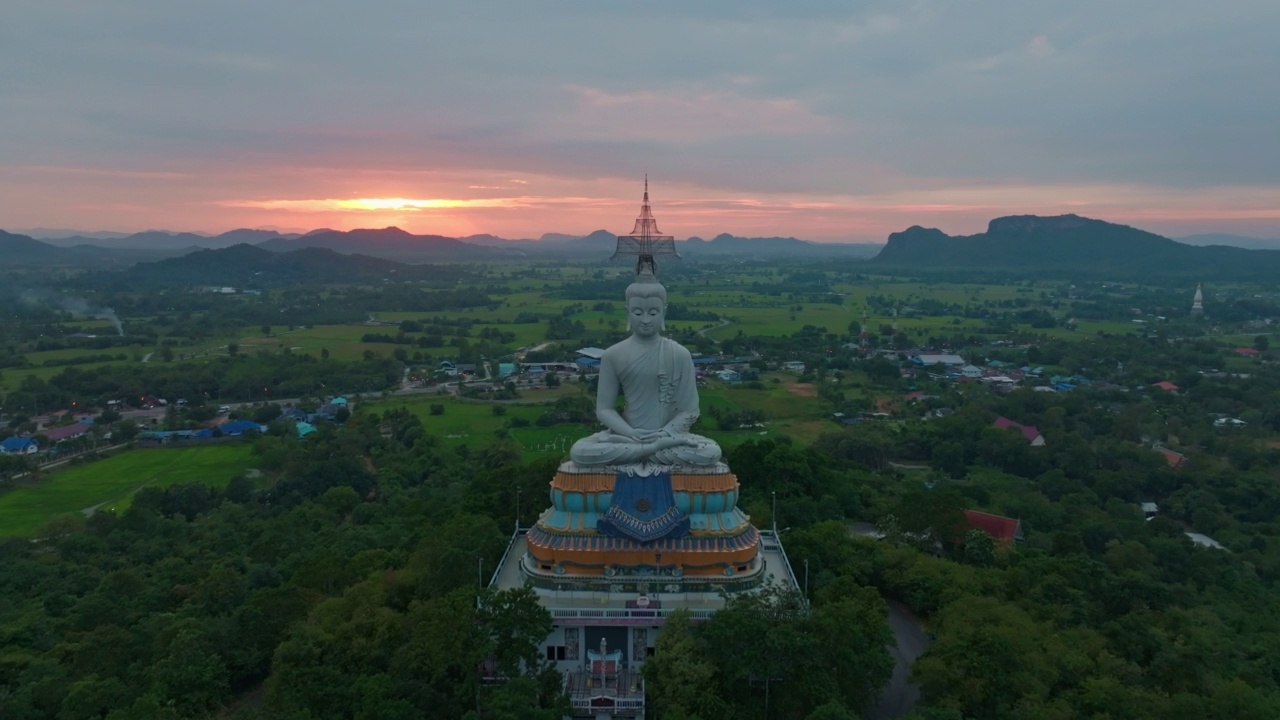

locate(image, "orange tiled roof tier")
[[526, 525, 760, 577], [550, 469, 740, 493]]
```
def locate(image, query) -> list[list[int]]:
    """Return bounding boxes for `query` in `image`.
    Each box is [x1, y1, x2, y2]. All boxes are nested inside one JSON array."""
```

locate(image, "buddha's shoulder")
[[600, 341, 629, 359]]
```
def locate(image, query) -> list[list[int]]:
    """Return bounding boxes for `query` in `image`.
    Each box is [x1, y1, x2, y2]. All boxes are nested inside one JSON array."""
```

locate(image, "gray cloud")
[[2, 0, 1279, 237]]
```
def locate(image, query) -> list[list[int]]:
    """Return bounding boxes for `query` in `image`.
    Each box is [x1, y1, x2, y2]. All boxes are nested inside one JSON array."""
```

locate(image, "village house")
[[1, 436, 39, 455], [715, 369, 742, 383]]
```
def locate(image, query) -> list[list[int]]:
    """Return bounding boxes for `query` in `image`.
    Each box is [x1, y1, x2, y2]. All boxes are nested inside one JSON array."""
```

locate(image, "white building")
[[488, 529, 800, 718], [913, 353, 966, 367]]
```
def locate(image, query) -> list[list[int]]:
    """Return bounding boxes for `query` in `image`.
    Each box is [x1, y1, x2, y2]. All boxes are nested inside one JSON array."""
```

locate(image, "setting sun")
[[335, 197, 516, 211], [226, 197, 522, 212]]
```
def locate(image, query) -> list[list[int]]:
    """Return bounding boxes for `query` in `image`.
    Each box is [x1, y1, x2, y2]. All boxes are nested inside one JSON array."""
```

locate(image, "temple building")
[[1191, 283, 1205, 317], [487, 181, 801, 719]]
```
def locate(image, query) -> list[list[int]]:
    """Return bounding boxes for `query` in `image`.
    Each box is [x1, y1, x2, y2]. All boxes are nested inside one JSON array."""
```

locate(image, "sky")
[[3, 1, 1280, 242]]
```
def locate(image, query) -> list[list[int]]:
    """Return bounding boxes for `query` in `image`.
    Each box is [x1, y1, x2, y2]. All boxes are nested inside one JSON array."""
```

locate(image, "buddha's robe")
[[570, 336, 721, 468]]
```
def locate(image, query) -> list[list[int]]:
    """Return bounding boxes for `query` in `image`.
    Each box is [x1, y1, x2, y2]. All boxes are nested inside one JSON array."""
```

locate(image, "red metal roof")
[[1157, 447, 1185, 468], [993, 416, 1042, 443], [963, 510, 1023, 547], [42, 423, 91, 442]]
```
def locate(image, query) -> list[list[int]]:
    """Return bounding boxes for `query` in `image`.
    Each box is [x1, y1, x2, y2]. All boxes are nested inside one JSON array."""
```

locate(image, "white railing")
[[549, 606, 717, 622], [568, 697, 645, 711]]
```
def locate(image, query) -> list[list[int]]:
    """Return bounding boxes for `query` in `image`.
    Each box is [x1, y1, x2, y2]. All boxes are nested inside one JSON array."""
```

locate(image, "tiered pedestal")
[[527, 462, 761, 578]]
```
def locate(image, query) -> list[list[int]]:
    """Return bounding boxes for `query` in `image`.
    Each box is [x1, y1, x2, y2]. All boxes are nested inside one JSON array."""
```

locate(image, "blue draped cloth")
[[596, 471, 690, 543]]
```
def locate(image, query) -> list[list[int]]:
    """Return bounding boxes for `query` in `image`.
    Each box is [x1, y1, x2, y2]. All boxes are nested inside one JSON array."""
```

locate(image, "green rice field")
[[0, 444, 257, 537]]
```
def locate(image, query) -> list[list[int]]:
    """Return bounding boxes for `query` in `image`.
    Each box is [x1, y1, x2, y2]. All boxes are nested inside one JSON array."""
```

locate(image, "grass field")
[[1, 361, 127, 394], [367, 370, 833, 460], [369, 391, 592, 456], [0, 444, 257, 537]]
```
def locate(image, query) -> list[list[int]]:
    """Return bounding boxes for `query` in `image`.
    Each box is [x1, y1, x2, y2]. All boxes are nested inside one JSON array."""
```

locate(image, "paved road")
[[874, 600, 930, 719], [695, 318, 732, 337]]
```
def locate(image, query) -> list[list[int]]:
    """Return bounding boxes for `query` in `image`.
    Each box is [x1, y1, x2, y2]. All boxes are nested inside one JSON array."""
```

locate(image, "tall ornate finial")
[[612, 177, 679, 276]]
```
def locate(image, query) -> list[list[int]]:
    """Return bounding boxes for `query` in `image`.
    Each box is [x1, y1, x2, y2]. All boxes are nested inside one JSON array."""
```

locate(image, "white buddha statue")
[[569, 272, 722, 469]]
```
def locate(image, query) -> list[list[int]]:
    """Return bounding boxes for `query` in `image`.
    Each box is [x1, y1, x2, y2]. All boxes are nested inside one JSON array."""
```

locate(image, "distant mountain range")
[[9, 217, 1279, 278], [254, 227, 522, 261], [34, 228, 301, 251], [2, 226, 878, 264], [78, 243, 469, 289], [683, 233, 879, 258], [1172, 233, 1280, 250], [0, 229, 199, 266], [871, 214, 1280, 278]]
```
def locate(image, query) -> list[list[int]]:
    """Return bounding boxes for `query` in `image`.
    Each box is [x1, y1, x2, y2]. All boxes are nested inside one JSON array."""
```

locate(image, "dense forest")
[[3, 364, 1280, 718], [3, 254, 1280, 719]]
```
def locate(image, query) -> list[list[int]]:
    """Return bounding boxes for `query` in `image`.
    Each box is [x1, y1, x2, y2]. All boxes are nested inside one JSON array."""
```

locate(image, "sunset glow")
[[226, 197, 524, 212]]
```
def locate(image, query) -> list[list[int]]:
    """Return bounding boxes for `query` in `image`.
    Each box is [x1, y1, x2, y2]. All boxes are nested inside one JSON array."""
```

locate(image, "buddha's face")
[[628, 296, 665, 338]]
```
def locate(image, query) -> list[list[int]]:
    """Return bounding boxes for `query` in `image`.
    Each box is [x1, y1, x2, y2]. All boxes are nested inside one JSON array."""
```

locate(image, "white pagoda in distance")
[[1191, 284, 1205, 317]]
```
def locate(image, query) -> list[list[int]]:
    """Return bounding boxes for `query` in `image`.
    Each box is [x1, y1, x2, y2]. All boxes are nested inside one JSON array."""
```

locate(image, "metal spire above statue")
[[611, 175, 679, 276]]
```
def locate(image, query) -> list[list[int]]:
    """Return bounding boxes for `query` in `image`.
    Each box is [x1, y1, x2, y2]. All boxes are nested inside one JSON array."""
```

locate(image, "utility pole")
[[477, 555, 484, 588], [803, 559, 809, 599], [771, 491, 777, 534], [515, 488, 522, 532]]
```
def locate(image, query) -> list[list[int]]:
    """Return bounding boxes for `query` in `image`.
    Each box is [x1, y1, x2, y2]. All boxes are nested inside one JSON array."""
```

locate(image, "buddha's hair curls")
[[625, 271, 667, 303]]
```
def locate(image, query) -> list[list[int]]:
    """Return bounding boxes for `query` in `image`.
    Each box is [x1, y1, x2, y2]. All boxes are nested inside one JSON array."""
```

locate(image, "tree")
[[643, 609, 723, 719], [147, 624, 230, 717], [227, 343, 239, 357], [1255, 335, 1270, 351], [809, 578, 895, 714], [429, 404, 445, 416], [912, 597, 1064, 718], [697, 580, 891, 718], [476, 586, 554, 679], [961, 529, 996, 567], [117, 419, 140, 442], [930, 441, 967, 478]]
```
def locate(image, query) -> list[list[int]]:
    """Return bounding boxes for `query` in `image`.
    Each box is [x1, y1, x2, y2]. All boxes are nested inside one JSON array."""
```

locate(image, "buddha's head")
[[625, 272, 667, 338]]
